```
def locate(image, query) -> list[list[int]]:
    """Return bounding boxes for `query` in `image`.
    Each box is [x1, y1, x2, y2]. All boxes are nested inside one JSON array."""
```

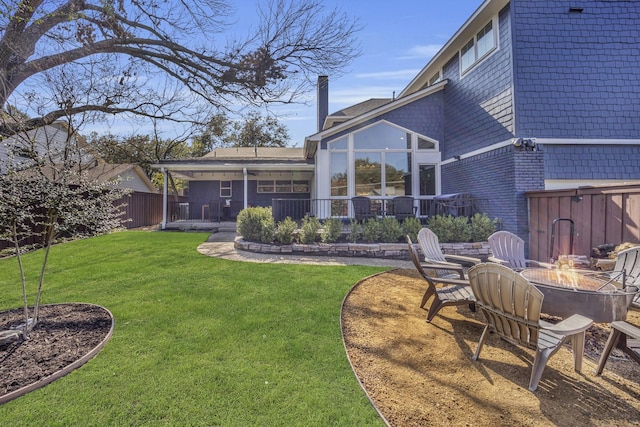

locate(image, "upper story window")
[[460, 19, 496, 74], [328, 136, 348, 150], [428, 72, 441, 86], [353, 123, 410, 150]]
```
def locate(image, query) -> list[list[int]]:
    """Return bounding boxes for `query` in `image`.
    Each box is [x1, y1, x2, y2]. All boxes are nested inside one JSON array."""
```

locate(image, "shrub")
[[321, 218, 343, 243], [347, 219, 361, 243], [260, 220, 276, 243], [402, 217, 422, 242], [427, 214, 472, 243], [470, 213, 498, 242], [379, 217, 403, 243], [276, 217, 298, 244], [427, 214, 454, 243], [449, 216, 472, 243], [362, 218, 382, 243], [300, 215, 321, 244], [237, 207, 274, 242]]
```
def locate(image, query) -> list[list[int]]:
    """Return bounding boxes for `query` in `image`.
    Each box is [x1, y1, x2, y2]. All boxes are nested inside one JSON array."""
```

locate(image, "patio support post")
[[161, 168, 168, 230], [243, 167, 248, 210]]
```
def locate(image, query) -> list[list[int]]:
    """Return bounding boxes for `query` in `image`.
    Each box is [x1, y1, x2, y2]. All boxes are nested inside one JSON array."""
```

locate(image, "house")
[[154, 0, 640, 241], [0, 122, 157, 193]]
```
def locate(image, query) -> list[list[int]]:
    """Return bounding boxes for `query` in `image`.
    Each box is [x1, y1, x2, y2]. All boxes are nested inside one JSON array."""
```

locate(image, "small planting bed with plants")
[[235, 207, 498, 260]]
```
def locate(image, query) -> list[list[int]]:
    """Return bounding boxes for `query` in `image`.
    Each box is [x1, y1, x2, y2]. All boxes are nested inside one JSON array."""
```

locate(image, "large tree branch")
[[0, 100, 198, 136], [0, 0, 361, 137]]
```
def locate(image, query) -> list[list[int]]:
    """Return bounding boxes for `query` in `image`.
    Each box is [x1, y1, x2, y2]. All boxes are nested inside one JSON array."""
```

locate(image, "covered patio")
[[153, 147, 315, 229]]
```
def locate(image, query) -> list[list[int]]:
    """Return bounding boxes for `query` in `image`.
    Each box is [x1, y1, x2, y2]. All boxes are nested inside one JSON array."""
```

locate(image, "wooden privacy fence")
[[0, 191, 178, 252], [527, 183, 640, 262], [118, 191, 165, 229]]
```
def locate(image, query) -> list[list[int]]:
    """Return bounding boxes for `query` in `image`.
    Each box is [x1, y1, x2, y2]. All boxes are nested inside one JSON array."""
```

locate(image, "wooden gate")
[[527, 183, 640, 262]]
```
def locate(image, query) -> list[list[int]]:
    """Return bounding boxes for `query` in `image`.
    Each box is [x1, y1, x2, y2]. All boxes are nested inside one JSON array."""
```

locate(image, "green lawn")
[[0, 231, 387, 426]]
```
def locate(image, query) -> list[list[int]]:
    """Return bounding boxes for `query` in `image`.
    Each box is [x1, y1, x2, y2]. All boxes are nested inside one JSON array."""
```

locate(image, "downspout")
[[161, 168, 168, 230], [243, 167, 248, 209]]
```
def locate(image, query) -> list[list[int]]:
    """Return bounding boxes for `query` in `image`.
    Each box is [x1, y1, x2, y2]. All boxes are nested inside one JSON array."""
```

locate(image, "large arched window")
[[353, 123, 411, 197], [327, 121, 438, 204]]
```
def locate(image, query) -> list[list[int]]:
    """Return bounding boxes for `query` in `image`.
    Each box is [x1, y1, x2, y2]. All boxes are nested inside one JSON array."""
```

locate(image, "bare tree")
[[0, 0, 361, 136]]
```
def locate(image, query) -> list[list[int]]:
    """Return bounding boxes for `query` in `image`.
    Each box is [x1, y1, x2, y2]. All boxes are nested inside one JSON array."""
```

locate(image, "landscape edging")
[[0, 303, 115, 405], [234, 238, 490, 261]]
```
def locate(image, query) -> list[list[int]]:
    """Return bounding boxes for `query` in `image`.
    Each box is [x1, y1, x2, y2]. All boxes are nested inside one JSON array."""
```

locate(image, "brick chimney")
[[317, 75, 329, 132]]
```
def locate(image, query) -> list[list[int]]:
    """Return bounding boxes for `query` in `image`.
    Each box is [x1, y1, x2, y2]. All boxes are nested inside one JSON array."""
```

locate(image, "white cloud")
[[354, 69, 421, 80], [398, 44, 443, 61], [329, 86, 398, 105]]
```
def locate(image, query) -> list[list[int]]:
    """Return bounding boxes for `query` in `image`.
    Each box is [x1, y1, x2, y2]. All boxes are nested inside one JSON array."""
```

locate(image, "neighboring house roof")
[[88, 163, 157, 193], [0, 122, 157, 193], [22, 162, 156, 193]]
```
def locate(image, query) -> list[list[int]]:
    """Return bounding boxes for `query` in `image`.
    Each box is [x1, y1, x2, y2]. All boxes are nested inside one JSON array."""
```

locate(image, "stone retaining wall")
[[234, 238, 491, 261]]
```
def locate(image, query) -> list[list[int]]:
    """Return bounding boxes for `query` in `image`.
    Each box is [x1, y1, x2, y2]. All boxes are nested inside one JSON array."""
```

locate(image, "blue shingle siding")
[[442, 5, 514, 158], [381, 92, 444, 141], [544, 145, 640, 179], [513, 0, 640, 138]]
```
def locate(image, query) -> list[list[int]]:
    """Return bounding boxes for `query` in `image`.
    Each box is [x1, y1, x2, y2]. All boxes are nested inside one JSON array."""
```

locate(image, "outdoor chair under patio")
[[488, 230, 555, 270], [391, 196, 417, 221], [407, 236, 476, 322], [352, 196, 376, 222], [467, 263, 594, 392]]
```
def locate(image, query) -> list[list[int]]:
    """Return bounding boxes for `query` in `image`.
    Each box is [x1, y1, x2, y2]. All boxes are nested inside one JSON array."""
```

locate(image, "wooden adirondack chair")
[[467, 263, 594, 392], [488, 230, 555, 270], [407, 236, 475, 322]]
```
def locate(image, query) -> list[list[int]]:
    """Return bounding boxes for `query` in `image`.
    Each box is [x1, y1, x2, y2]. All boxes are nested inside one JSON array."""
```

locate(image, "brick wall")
[[442, 145, 544, 250]]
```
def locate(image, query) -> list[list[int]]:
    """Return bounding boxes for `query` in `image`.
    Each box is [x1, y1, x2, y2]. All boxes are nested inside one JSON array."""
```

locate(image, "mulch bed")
[[0, 303, 113, 398]]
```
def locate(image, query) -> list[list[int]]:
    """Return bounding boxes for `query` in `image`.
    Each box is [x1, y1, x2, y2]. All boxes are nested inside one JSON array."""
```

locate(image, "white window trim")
[[220, 180, 232, 198], [459, 16, 498, 76], [257, 179, 310, 193], [327, 120, 440, 200]]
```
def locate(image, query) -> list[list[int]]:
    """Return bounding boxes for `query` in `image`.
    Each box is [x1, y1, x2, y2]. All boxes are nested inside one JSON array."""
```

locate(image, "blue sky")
[[260, 0, 483, 146], [85, 0, 484, 145]]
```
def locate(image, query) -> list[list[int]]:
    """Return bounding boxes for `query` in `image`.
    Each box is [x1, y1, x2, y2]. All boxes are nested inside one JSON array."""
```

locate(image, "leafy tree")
[[0, 0, 361, 136], [191, 110, 290, 156], [87, 131, 190, 178], [0, 126, 129, 342]]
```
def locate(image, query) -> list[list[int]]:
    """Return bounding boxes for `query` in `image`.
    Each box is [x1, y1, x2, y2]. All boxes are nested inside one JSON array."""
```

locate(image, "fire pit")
[[521, 268, 638, 323]]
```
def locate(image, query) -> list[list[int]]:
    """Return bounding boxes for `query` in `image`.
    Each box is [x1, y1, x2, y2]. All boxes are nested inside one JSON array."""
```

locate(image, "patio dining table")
[[520, 268, 637, 323]]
